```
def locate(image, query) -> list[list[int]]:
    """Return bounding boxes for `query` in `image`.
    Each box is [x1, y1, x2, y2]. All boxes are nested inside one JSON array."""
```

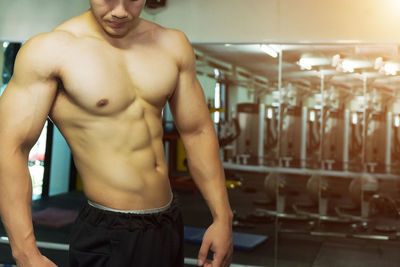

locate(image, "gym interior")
[[2, 0, 400, 266]]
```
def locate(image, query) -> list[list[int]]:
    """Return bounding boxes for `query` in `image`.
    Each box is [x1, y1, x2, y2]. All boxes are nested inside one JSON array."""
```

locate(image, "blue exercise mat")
[[184, 226, 268, 251]]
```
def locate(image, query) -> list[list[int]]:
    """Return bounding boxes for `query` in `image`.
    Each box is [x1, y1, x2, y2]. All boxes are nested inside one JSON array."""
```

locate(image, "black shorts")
[[69, 196, 184, 267]]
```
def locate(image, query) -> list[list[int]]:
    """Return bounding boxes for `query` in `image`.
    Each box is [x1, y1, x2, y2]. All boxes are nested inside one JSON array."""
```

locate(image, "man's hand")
[[197, 220, 233, 267], [15, 254, 57, 267]]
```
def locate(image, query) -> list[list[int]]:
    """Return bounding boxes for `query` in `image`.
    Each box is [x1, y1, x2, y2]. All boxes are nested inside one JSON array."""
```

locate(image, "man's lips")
[[106, 21, 126, 28]]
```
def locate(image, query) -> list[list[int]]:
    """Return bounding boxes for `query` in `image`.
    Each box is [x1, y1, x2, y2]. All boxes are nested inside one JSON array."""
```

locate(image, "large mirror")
[[191, 42, 400, 266]]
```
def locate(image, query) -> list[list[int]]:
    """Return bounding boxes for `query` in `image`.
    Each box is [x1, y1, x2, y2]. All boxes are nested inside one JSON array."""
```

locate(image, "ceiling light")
[[297, 58, 312, 70], [309, 110, 316, 122], [341, 60, 354, 73], [332, 54, 341, 67], [297, 57, 331, 70], [383, 62, 397, 75], [260, 44, 278, 58], [314, 105, 322, 110], [2, 42, 9, 49], [352, 113, 358, 124], [214, 68, 220, 78], [269, 45, 281, 53], [395, 116, 400, 128], [374, 57, 399, 75], [374, 57, 384, 70], [267, 108, 273, 119]]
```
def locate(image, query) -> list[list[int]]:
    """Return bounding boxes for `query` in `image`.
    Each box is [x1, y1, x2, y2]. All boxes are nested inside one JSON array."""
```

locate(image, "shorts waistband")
[[77, 194, 180, 230], [87, 196, 173, 214]]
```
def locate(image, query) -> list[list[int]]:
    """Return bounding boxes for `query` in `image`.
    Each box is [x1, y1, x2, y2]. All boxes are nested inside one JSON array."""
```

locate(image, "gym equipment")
[[306, 174, 327, 204], [364, 110, 387, 172], [369, 194, 400, 218], [348, 174, 379, 207], [219, 118, 241, 148], [235, 210, 274, 224], [391, 113, 400, 167], [0, 236, 69, 251], [348, 111, 363, 171], [279, 105, 303, 167], [183, 226, 268, 251], [293, 174, 353, 223], [232, 220, 256, 229], [322, 108, 345, 170], [334, 174, 379, 222], [264, 172, 285, 204], [306, 108, 321, 167], [261, 172, 312, 220], [235, 103, 259, 164], [32, 207, 79, 228], [264, 105, 279, 162], [226, 179, 243, 189], [219, 117, 241, 163], [184, 258, 265, 267]]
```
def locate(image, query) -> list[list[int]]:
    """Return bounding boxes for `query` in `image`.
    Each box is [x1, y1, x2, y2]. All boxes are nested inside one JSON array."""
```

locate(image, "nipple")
[[96, 99, 109, 107]]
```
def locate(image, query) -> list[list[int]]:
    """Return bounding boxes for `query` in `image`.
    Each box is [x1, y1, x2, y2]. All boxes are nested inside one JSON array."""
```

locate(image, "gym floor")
[[1, 172, 400, 267]]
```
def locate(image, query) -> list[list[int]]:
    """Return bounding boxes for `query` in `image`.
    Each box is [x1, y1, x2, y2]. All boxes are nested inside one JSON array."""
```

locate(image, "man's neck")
[[85, 11, 146, 49]]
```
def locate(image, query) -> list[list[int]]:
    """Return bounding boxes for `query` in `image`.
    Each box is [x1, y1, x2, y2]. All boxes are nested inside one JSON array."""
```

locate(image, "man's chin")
[[104, 28, 129, 39]]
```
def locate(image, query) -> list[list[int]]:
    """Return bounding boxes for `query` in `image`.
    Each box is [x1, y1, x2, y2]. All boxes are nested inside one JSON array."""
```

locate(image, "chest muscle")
[[57, 40, 178, 115]]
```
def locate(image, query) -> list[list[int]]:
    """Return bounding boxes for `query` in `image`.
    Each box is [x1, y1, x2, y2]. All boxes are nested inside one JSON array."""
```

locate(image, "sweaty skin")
[[0, 1, 233, 266]]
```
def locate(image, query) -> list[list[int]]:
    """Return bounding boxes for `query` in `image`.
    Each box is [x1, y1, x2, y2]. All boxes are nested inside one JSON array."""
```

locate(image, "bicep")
[[167, 32, 213, 135], [0, 81, 58, 154], [169, 70, 213, 135], [0, 44, 58, 152]]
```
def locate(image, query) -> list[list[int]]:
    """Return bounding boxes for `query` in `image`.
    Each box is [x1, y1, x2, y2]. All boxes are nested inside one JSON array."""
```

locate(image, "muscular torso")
[[48, 14, 178, 210]]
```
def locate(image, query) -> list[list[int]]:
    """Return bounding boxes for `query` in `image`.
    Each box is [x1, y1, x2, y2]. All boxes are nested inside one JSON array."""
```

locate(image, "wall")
[[142, 0, 400, 43], [0, 0, 89, 41], [1, 0, 400, 42]]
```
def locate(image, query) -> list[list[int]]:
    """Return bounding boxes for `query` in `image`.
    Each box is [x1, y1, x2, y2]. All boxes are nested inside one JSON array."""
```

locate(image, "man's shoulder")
[[154, 25, 190, 48], [24, 30, 75, 57], [148, 23, 192, 63], [17, 31, 75, 76], [25, 30, 75, 49]]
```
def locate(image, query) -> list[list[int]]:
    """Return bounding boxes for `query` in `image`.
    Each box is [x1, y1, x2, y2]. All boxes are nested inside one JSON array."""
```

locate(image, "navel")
[[96, 99, 109, 107]]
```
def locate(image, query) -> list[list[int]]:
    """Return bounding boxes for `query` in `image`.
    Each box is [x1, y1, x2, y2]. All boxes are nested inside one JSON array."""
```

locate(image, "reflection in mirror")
[[193, 43, 279, 266], [193, 43, 400, 266], [0, 42, 5, 95], [1, 42, 21, 96]]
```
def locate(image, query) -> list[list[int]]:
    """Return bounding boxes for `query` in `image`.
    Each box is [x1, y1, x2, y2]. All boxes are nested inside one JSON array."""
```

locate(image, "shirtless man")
[[0, 0, 233, 266]]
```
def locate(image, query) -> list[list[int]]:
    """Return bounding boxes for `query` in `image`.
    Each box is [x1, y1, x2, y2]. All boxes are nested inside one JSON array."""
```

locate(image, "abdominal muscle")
[[75, 146, 173, 211], [53, 104, 173, 211]]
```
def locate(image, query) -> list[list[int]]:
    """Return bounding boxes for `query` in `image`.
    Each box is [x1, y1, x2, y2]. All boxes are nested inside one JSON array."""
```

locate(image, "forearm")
[[0, 150, 40, 260], [181, 125, 233, 222]]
